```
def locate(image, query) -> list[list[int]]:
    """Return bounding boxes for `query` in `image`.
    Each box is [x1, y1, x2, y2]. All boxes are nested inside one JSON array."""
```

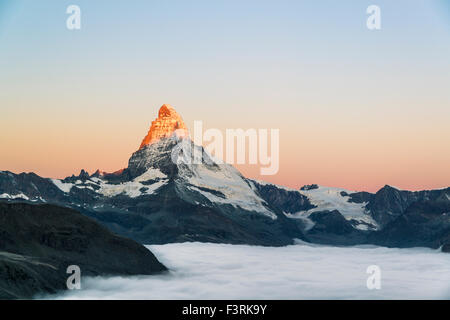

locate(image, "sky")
[[0, 0, 449, 192]]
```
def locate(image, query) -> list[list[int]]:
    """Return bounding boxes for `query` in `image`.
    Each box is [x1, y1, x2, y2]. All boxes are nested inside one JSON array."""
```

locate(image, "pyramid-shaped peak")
[[158, 104, 177, 117], [139, 104, 189, 149]]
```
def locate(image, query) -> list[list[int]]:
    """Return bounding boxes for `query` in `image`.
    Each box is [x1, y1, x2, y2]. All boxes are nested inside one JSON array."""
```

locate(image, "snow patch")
[[98, 168, 168, 198], [134, 168, 167, 182], [75, 185, 95, 191], [51, 179, 74, 193], [295, 186, 378, 229], [51, 169, 168, 198], [252, 180, 378, 229], [0, 193, 30, 200], [175, 140, 276, 219]]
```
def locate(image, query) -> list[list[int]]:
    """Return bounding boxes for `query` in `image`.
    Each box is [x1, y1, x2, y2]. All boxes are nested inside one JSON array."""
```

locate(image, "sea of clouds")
[[49, 242, 450, 300]]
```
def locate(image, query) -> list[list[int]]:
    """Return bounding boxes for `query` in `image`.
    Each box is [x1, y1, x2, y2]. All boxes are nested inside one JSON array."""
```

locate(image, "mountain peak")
[[139, 104, 189, 149]]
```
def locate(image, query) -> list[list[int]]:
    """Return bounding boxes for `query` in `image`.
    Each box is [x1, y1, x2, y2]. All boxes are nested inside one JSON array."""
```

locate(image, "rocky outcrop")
[[368, 198, 450, 249], [251, 181, 315, 214], [366, 185, 450, 227], [129, 137, 180, 179], [304, 210, 368, 245], [139, 104, 189, 149], [300, 184, 319, 191], [345, 191, 373, 204], [0, 202, 167, 299], [0, 171, 66, 203], [308, 210, 355, 235]]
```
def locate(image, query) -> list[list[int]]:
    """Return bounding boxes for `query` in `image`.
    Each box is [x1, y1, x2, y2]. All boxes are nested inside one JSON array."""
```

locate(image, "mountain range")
[[1, 104, 449, 251]]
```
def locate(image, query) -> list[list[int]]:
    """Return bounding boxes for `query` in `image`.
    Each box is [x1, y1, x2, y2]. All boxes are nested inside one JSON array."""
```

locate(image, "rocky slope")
[[139, 103, 189, 149], [84, 137, 304, 246], [0, 202, 167, 299]]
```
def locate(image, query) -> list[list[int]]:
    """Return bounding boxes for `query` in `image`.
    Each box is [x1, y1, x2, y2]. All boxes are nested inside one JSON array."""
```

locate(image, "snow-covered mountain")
[[128, 137, 276, 218], [0, 104, 449, 249], [251, 180, 450, 248], [252, 181, 378, 230]]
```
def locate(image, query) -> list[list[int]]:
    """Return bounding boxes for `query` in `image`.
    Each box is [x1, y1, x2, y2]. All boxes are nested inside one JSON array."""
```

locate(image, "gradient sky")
[[0, 0, 449, 192]]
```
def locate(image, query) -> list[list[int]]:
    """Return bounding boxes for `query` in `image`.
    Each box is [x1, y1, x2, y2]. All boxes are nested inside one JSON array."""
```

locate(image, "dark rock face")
[[0, 252, 63, 300], [366, 185, 450, 227], [0, 202, 167, 299], [128, 138, 180, 179], [62, 169, 91, 183], [346, 191, 373, 204], [442, 244, 450, 253], [300, 184, 319, 191], [368, 198, 450, 249], [365, 186, 414, 227], [304, 210, 368, 246], [251, 181, 315, 214], [0, 171, 66, 202], [308, 210, 355, 235]]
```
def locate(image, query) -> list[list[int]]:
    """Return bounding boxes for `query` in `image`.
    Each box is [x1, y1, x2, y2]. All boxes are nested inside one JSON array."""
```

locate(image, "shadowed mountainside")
[[0, 202, 167, 299]]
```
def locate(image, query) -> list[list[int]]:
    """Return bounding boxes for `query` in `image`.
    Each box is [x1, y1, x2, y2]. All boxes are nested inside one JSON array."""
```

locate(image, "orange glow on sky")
[[0, 1, 449, 193]]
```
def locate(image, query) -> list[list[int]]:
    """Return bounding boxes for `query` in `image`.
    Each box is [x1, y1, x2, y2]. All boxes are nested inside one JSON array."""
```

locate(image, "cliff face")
[[139, 104, 189, 149], [0, 202, 167, 299]]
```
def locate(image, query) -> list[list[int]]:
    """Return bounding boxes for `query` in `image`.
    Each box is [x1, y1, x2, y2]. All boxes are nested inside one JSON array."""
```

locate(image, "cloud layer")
[[49, 242, 450, 300]]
